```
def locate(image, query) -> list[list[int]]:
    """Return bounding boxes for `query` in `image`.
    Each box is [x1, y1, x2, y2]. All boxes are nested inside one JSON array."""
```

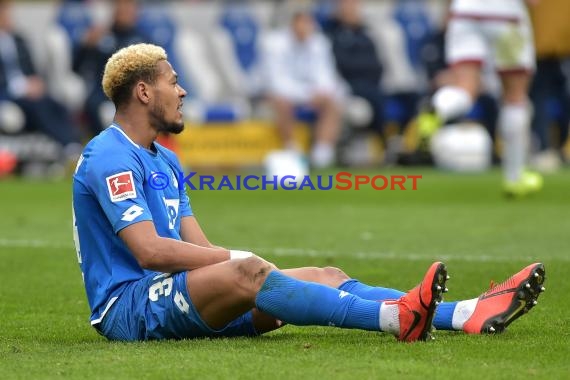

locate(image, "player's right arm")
[[119, 221, 230, 272]]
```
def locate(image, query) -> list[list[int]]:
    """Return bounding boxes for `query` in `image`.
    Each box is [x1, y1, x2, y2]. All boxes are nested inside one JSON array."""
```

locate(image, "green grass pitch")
[[1, 168, 569, 379]]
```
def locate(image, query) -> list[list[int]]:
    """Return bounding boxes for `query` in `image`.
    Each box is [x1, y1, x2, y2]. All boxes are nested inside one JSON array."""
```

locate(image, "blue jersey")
[[72, 125, 193, 326]]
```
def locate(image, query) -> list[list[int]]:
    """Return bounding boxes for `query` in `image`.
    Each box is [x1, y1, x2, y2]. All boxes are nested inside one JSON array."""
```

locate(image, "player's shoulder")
[[87, 127, 139, 157], [154, 142, 181, 166], [81, 127, 143, 172]]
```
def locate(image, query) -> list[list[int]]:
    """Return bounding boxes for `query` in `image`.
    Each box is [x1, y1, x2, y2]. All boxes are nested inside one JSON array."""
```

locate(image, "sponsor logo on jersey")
[[106, 171, 137, 202], [163, 197, 180, 229], [121, 205, 144, 222]]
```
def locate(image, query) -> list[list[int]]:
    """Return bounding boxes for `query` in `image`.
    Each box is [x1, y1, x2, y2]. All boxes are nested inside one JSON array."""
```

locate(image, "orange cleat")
[[388, 261, 448, 342], [463, 263, 546, 334]]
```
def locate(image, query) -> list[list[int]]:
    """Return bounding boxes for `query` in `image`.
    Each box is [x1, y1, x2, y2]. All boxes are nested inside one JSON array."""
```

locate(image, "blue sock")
[[432, 301, 458, 330], [339, 279, 460, 331], [255, 271, 381, 331], [338, 279, 405, 301]]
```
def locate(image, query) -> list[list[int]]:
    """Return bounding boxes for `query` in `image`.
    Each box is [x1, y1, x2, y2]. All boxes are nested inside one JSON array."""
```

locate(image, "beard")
[[149, 101, 185, 134]]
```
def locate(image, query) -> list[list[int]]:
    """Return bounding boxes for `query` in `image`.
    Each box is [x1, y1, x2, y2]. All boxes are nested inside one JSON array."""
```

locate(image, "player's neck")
[[112, 114, 157, 149]]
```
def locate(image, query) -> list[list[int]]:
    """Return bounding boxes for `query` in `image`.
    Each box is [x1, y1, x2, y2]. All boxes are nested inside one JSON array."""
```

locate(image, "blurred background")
[[0, 0, 568, 178]]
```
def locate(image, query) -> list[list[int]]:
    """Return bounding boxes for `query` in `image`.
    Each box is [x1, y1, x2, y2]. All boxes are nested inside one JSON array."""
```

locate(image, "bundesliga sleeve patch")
[[106, 171, 137, 202]]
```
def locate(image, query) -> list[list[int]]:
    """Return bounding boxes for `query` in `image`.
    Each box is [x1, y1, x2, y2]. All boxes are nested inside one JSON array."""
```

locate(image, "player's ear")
[[135, 81, 151, 104]]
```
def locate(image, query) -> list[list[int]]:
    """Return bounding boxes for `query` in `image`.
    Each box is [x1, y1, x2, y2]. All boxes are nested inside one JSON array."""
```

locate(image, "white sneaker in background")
[[530, 149, 561, 174], [264, 149, 309, 188]]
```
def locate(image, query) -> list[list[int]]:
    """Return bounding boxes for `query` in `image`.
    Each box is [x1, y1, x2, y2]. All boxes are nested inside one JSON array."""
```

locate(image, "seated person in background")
[[324, 0, 384, 134], [0, 0, 81, 159], [261, 5, 343, 169], [73, 0, 150, 137]]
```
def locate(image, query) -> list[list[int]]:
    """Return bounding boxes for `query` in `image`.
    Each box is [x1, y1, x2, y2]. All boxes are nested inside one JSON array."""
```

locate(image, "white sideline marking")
[[248, 247, 566, 263], [0, 238, 73, 249], [0, 239, 566, 263]]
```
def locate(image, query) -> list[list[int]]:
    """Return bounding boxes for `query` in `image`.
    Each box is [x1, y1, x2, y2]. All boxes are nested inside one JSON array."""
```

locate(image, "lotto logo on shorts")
[[106, 171, 137, 202]]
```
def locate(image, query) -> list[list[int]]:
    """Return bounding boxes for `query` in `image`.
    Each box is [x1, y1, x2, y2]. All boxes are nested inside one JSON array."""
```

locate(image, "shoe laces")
[[485, 276, 516, 295]]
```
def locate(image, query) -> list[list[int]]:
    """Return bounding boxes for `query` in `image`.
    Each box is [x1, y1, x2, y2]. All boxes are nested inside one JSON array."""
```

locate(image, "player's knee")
[[322, 266, 350, 283], [233, 256, 274, 291]]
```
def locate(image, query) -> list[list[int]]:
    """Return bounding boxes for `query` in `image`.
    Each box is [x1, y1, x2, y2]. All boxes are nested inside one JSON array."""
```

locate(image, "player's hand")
[[230, 250, 277, 270]]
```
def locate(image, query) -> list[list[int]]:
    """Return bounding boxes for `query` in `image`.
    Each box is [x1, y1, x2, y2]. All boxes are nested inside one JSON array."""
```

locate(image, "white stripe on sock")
[[451, 298, 478, 330], [379, 302, 400, 335]]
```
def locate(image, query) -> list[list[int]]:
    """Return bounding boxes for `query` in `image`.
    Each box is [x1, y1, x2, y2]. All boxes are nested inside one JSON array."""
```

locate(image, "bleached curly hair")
[[102, 43, 167, 107]]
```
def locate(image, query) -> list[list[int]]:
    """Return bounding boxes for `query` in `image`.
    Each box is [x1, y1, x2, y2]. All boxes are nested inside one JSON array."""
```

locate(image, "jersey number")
[[148, 274, 190, 314], [149, 277, 173, 301]]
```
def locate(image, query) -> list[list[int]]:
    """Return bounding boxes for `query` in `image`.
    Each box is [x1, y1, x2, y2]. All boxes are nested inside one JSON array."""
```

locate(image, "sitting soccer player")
[[72, 43, 546, 342]]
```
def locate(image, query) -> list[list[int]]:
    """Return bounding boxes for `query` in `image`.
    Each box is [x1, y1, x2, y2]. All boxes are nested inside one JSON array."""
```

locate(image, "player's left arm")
[[177, 174, 221, 248], [178, 215, 273, 265], [169, 148, 225, 249], [179, 215, 221, 248]]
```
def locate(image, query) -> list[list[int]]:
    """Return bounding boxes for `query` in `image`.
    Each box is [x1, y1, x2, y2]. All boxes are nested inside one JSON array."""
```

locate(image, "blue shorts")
[[97, 271, 258, 341]]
